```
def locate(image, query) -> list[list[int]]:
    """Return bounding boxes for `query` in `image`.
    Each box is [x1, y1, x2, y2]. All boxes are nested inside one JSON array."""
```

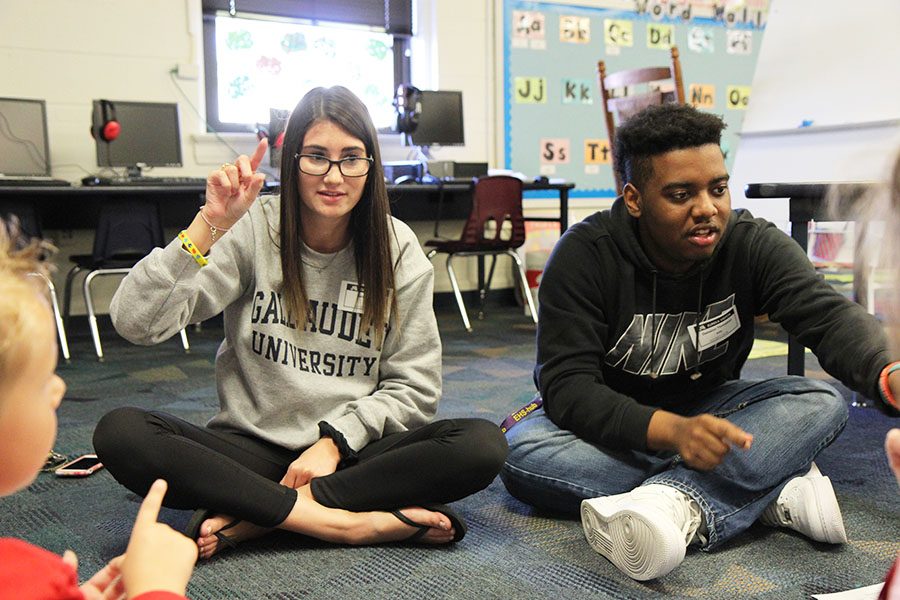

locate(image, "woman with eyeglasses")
[[93, 86, 508, 559]]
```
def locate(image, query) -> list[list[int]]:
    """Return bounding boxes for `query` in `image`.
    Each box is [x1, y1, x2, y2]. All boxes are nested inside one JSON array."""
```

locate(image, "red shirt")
[[0, 538, 186, 600], [880, 557, 899, 600]]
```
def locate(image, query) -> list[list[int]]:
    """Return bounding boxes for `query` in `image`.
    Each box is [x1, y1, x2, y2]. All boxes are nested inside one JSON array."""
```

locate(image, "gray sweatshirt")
[[110, 194, 442, 452]]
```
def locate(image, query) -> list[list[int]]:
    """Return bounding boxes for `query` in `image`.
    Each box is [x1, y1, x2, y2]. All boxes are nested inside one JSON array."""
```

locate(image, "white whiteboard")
[[731, 0, 900, 223], [742, 0, 900, 133]]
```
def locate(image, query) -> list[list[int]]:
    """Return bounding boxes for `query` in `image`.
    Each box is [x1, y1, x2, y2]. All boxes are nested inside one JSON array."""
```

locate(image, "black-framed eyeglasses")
[[295, 153, 374, 177]]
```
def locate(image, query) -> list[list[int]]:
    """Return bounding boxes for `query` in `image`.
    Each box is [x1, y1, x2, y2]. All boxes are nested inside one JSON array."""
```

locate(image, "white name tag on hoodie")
[[688, 305, 740, 352], [339, 281, 365, 314]]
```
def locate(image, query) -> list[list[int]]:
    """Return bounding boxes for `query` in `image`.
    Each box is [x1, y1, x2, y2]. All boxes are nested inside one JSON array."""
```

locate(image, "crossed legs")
[[94, 407, 507, 556], [502, 377, 848, 549]]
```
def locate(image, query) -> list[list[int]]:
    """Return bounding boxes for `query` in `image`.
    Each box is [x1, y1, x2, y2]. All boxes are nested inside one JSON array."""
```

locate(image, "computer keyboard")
[[97, 176, 208, 187], [0, 177, 71, 187]]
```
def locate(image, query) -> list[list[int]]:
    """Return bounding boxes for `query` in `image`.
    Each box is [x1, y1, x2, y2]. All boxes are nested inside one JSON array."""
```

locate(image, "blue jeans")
[[500, 376, 848, 550]]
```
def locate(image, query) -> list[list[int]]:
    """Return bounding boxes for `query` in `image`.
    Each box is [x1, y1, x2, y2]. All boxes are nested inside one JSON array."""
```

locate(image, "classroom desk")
[[0, 184, 207, 230], [744, 181, 875, 376], [387, 179, 574, 234], [1, 180, 574, 307], [0, 180, 574, 233]]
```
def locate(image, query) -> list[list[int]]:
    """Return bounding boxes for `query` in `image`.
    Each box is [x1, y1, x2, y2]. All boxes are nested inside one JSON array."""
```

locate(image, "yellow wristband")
[[178, 230, 208, 267]]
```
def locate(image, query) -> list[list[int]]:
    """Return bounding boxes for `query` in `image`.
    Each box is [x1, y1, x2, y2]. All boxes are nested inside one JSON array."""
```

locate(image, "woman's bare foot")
[[370, 506, 456, 545], [281, 489, 456, 545], [196, 514, 272, 560]]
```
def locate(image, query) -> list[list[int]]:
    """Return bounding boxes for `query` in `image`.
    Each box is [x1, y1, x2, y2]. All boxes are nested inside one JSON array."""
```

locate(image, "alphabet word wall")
[[504, 0, 767, 198]]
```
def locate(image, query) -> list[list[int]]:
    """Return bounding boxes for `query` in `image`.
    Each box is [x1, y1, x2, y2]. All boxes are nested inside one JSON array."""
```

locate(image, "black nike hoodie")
[[535, 197, 893, 451]]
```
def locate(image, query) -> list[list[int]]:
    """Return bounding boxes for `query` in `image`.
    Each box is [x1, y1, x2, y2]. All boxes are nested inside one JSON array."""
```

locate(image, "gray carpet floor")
[[1, 306, 898, 599]]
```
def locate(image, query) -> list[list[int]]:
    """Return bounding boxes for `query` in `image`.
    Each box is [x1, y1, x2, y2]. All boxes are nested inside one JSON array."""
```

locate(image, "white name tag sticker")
[[688, 305, 740, 352], [339, 281, 364, 314]]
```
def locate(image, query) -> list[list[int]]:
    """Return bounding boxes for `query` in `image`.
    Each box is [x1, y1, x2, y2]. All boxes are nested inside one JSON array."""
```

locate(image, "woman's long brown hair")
[[278, 86, 397, 347]]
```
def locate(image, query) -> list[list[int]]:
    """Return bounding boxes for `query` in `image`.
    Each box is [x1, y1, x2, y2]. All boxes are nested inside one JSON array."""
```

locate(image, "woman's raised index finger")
[[249, 137, 268, 171]]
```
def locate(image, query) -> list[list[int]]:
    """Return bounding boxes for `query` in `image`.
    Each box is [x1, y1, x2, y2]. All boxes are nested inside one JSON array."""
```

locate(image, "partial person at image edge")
[[0, 218, 197, 599]]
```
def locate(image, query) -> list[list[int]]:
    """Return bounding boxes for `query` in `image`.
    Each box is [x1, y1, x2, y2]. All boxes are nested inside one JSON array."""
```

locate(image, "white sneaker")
[[580, 484, 702, 581], [759, 462, 848, 544]]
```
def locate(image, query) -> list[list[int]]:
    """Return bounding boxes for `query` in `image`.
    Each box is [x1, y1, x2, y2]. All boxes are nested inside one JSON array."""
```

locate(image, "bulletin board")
[[503, 0, 768, 199]]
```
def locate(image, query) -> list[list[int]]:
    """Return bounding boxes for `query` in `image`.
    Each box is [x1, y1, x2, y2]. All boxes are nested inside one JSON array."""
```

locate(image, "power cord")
[[0, 110, 50, 171], [48, 163, 97, 176], [168, 69, 241, 157]]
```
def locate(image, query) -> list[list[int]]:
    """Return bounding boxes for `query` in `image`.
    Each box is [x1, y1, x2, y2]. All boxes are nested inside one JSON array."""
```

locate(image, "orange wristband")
[[878, 361, 900, 410]]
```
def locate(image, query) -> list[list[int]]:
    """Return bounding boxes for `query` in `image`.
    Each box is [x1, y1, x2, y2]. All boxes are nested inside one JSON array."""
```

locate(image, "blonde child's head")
[[0, 218, 66, 495]]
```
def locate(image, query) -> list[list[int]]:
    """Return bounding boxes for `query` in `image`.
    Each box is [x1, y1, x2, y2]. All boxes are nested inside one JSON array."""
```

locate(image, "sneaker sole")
[[808, 476, 848, 544], [581, 499, 686, 581]]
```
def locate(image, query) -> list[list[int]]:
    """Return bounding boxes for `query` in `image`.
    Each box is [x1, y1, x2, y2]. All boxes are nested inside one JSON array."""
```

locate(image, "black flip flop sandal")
[[185, 508, 241, 544], [213, 519, 242, 550], [391, 503, 467, 543], [185, 508, 213, 540]]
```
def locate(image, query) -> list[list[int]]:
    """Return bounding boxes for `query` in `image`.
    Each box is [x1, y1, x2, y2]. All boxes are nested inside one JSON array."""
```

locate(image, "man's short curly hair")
[[614, 104, 727, 192]]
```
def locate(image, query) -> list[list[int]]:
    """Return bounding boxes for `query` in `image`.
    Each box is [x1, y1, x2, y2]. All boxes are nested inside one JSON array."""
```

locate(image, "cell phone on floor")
[[55, 454, 104, 477]]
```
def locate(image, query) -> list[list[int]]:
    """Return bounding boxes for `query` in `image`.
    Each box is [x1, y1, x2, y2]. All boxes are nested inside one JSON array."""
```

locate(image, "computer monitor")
[[0, 97, 51, 177], [409, 90, 465, 148], [92, 100, 182, 176], [267, 108, 290, 169]]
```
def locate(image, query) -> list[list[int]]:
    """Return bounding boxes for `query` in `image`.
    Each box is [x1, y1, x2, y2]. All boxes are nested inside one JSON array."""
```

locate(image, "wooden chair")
[[598, 45, 686, 194], [424, 176, 537, 332]]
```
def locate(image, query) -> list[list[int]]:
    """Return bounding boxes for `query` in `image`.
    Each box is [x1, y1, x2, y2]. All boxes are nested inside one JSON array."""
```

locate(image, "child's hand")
[[63, 550, 126, 600], [120, 479, 198, 598]]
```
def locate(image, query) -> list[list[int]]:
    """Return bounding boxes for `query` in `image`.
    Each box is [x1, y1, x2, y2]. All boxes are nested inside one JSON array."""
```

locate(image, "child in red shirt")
[[0, 219, 197, 599]]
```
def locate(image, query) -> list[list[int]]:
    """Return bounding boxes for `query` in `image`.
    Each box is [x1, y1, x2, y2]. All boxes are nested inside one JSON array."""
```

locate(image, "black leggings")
[[93, 407, 508, 528]]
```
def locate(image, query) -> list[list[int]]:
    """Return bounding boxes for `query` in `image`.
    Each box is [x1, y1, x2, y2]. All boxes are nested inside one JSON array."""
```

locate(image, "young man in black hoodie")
[[500, 104, 900, 581]]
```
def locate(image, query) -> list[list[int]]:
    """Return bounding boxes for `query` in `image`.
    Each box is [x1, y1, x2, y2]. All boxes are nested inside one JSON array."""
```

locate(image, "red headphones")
[[92, 99, 120, 142], [256, 126, 284, 149]]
